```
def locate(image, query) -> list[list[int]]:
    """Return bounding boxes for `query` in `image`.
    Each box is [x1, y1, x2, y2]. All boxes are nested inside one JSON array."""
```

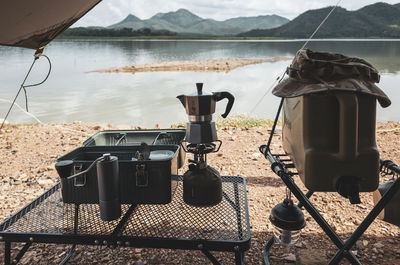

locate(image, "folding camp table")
[[0, 175, 251, 265], [260, 98, 400, 265]]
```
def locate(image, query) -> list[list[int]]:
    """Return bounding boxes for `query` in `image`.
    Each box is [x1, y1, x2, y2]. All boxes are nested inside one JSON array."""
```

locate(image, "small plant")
[[170, 114, 276, 129], [214, 114, 277, 129]]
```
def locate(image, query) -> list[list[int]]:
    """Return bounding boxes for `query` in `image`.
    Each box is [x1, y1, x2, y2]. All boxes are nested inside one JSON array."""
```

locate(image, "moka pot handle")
[[213, 91, 235, 118]]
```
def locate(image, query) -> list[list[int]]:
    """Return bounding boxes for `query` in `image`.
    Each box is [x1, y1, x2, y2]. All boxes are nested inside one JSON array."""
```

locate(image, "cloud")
[[73, 0, 400, 27]]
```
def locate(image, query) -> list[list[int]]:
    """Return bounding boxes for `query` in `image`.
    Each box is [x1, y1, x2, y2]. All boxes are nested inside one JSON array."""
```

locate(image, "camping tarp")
[[0, 0, 101, 50]]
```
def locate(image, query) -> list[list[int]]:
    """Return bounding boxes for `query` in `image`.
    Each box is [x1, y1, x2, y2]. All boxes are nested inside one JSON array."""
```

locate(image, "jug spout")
[[176, 95, 186, 107]]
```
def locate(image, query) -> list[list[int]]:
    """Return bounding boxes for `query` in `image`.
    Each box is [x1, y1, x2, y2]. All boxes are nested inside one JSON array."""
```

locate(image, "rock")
[[57, 251, 67, 257], [283, 253, 296, 262], [135, 260, 145, 265], [356, 241, 363, 249], [297, 249, 328, 265], [295, 242, 303, 248], [37, 178, 53, 185], [373, 242, 384, 248], [149, 255, 158, 264], [363, 240, 369, 247], [134, 248, 142, 254]]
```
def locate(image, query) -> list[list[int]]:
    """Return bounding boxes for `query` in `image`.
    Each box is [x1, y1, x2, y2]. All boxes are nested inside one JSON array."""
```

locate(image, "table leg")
[[4, 241, 11, 265], [234, 250, 245, 265], [12, 242, 32, 264], [59, 244, 76, 265], [112, 204, 136, 236], [201, 249, 221, 265]]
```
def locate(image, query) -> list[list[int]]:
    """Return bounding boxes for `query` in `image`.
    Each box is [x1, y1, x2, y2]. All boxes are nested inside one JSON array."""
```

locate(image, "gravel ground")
[[0, 121, 399, 264]]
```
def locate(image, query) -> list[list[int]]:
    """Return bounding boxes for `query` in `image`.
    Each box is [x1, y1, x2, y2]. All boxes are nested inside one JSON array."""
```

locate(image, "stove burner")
[[184, 141, 222, 155]]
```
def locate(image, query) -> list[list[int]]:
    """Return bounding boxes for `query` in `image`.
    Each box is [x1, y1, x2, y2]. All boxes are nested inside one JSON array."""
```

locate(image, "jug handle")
[[213, 92, 235, 118]]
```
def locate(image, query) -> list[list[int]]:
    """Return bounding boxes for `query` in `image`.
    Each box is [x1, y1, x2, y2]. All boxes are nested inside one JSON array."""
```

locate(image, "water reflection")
[[0, 39, 399, 127]]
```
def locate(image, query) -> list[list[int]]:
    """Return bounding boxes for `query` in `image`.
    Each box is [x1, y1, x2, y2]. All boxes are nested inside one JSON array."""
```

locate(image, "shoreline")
[[91, 57, 292, 73], [57, 36, 400, 41]]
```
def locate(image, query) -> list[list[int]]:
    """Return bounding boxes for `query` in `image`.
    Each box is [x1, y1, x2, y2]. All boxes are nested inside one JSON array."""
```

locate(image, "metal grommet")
[[197, 244, 203, 250], [117, 241, 122, 246], [103, 240, 107, 245], [0, 236, 3, 241], [234, 246, 240, 251], [94, 240, 99, 245], [125, 242, 130, 246], [29, 237, 34, 242]]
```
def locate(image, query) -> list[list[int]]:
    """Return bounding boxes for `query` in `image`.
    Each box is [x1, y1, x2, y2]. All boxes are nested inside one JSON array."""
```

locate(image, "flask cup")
[[96, 153, 121, 221]]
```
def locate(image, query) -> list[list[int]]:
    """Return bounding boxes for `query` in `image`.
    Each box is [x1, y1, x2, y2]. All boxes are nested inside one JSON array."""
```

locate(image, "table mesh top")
[[1, 176, 250, 243]]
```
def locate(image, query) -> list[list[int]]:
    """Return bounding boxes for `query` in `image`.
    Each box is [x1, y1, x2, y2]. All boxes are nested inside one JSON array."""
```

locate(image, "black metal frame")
[[0, 176, 251, 265], [260, 98, 400, 265]]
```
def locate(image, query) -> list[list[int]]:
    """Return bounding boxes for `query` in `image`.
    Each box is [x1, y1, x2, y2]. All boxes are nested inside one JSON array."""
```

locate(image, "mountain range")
[[65, 3, 400, 38], [239, 2, 400, 38], [108, 8, 289, 36]]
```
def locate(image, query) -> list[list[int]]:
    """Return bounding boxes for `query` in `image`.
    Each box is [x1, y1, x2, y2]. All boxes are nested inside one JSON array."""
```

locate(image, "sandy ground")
[[92, 58, 292, 73], [0, 121, 399, 264]]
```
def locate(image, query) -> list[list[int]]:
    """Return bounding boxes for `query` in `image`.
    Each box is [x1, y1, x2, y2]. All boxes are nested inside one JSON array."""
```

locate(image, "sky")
[[74, 0, 400, 27]]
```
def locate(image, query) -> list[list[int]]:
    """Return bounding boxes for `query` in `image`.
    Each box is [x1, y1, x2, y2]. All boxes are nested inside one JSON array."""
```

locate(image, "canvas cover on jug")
[[274, 49, 392, 202], [273, 49, 391, 108]]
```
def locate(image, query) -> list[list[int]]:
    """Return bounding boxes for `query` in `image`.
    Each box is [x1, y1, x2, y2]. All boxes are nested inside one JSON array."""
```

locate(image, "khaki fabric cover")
[[273, 49, 391, 108], [0, 0, 101, 50]]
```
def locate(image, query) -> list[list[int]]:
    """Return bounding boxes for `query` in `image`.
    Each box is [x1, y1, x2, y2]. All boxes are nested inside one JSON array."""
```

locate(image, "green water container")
[[282, 91, 379, 199]]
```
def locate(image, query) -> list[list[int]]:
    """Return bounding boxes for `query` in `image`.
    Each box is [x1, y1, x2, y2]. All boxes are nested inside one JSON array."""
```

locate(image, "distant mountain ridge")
[[239, 2, 400, 38], [108, 8, 289, 36]]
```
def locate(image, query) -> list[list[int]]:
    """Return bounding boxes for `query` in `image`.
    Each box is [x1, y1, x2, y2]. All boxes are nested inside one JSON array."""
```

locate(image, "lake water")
[[1, 39, 400, 127]]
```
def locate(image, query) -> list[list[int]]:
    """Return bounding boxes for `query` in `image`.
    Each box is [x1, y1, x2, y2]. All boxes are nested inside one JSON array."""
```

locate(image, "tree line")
[[62, 27, 177, 37]]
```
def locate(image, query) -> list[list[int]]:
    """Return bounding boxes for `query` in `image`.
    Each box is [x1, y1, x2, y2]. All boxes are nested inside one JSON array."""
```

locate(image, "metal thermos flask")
[[96, 153, 121, 221]]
